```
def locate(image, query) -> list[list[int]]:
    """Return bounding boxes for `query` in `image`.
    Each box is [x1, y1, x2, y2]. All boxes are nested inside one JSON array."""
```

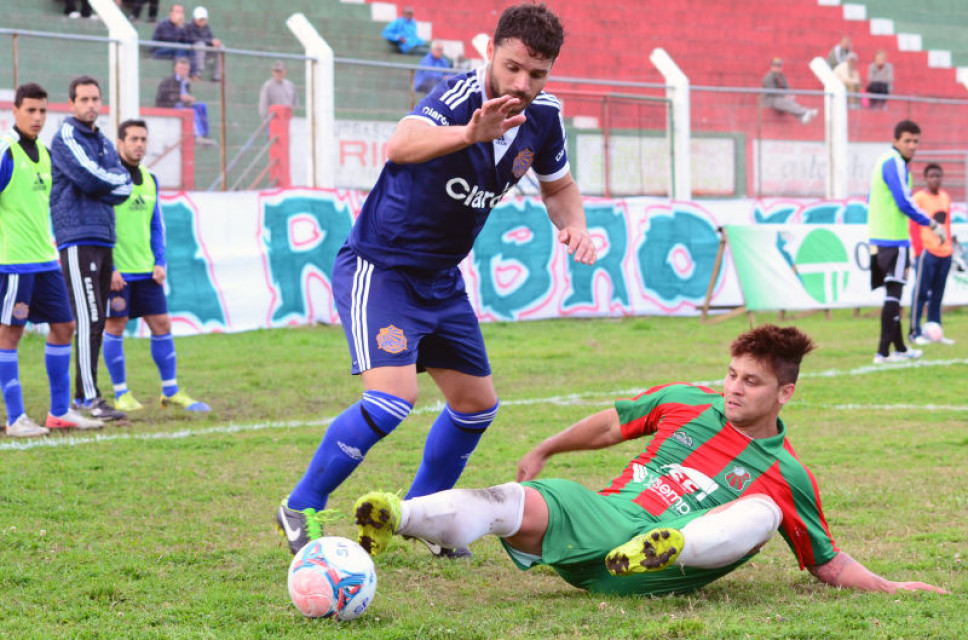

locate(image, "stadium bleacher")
[[4, 0, 968, 190]]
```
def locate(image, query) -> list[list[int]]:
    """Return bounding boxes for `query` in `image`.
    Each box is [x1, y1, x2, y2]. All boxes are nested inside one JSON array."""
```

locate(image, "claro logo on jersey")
[[632, 462, 720, 515], [445, 178, 512, 210], [421, 107, 449, 126]]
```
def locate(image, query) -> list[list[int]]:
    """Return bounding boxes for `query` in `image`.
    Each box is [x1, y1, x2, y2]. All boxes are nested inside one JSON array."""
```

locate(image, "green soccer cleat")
[[605, 527, 685, 576], [354, 491, 401, 556], [160, 390, 211, 412], [114, 392, 145, 413]]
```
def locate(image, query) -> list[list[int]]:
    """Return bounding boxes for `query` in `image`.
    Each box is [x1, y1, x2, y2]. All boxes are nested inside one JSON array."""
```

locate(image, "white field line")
[[2, 358, 966, 453]]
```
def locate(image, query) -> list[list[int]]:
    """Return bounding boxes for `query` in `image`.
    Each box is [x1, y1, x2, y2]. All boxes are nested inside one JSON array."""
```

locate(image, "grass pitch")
[[1, 310, 965, 639]]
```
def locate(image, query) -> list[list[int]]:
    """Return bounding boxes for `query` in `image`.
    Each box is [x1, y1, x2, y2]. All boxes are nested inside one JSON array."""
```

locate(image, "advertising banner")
[[726, 224, 968, 311]]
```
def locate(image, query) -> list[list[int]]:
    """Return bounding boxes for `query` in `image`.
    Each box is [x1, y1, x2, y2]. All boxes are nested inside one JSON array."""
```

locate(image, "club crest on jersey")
[[725, 466, 751, 491], [110, 296, 127, 313], [376, 324, 407, 354], [12, 302, 29, 320], [511, 148, 535, 178]]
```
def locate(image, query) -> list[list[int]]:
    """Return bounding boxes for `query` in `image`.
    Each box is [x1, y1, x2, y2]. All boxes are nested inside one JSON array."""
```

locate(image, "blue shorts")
[[0, 270, 74, 326], [332, 246, 491, 376], [107, 278, 168, 319]]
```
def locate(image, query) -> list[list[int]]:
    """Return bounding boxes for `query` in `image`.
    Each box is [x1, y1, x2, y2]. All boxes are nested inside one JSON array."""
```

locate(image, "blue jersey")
[[347, 67, 570, 271]]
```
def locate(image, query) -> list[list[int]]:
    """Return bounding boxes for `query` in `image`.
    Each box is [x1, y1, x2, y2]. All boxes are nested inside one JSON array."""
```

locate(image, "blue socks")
[[151, 333, 178, 397], [45, 343, 72, 417], [0, 348, 24, 423], [288, 390, 413, 510], [103, 332, 127, 399], [406, 401, 499, 499]]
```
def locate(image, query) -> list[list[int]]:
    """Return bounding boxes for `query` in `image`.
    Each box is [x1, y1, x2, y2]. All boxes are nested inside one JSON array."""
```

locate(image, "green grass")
[[1, 309, 966, 639]]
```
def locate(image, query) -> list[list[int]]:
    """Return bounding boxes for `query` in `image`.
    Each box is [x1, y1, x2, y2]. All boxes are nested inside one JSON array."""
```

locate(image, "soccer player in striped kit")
[[0, 83, 103, 436], [276, 3, 597, 556], [355, 325, 946, 596]]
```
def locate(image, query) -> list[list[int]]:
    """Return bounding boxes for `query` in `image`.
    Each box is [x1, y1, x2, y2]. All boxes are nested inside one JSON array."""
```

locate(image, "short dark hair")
[[493, 3, 564, 61], [14, 83, 48, 107], [923, 163, 943, 176], [730, 324, 816, 386], [118, 119, 148, 141], [69, 75, 101, 102], [894, 119, 920, 140]]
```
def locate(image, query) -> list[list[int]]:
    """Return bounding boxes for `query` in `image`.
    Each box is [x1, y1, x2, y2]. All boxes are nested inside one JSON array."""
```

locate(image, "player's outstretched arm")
[[517, 408, 623, 482], [540, 174, 597, 265], [386, 94, 526, 164], [808, 551, 947, 594]]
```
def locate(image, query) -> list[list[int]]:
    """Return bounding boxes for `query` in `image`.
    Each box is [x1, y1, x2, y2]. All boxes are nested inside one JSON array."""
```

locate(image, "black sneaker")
[[85, 397, 127, 421], [275, 498, 339, 555]]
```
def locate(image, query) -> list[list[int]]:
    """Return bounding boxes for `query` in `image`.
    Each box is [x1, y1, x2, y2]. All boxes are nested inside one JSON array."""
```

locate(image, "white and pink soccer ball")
[[922, 321, 945, 343], [287, 536, 377, 620]]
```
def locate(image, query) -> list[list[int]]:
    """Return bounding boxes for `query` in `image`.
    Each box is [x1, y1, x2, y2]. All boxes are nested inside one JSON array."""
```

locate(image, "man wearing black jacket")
[[50, 76, 131, 422]]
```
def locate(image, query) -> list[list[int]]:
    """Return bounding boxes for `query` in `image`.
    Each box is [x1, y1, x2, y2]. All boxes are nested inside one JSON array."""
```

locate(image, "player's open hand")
[[466, 95, 527, 144], [516, 448, 549, 482], [558, 226, 597, 264], [889, 580, 949, 595]]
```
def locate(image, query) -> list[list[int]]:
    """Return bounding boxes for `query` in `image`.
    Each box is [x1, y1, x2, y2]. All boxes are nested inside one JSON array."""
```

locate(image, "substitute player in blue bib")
[[102, 119, 210, 414], [277, 3, 597, 555], [0, 83, 103, 436]]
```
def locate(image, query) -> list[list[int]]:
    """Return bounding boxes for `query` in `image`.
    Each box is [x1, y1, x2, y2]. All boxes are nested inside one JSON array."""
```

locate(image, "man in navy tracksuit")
[[50, 75, 132, 422]]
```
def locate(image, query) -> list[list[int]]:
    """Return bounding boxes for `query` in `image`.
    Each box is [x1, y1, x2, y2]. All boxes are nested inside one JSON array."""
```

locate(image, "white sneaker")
[[911, 335, 931, 346], [46, 409, 104, 431], [800, 108, 818, 124], [939, 337, 956, 345], [5, 414, 50, 437], [68, 11, 81, 18], [893, 349, 923, 361], [872, 353, 892, 364]]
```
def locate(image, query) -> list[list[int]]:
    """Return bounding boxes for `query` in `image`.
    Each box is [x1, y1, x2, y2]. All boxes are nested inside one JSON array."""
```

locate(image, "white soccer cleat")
[[5, 414, 50, 437], [46, 409, 104, 431]]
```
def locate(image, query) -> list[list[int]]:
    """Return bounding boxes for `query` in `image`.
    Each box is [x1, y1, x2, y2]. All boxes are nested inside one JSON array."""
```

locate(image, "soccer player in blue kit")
[[276, 3, 597, 556]]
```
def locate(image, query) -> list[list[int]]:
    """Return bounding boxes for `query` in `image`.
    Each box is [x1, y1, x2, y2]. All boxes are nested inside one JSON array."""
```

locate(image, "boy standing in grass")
[[101, 119, 209, 414], [0, 83, 103, 436]]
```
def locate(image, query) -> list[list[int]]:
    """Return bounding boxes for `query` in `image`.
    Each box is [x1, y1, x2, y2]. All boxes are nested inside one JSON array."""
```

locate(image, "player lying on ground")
[[355, 324, 947, 595]]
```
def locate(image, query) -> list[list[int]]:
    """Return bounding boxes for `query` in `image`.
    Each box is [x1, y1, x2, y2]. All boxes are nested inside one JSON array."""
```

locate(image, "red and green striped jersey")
[[601, 383, 839, 569]]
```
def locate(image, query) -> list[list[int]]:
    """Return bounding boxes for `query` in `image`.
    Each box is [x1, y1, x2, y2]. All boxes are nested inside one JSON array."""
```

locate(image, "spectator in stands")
[[867, 49, 894, 109], [155, 57, 215, 146], [834, 52, 862, 108], [150, 4, 187, 59], [382, 6, 430, 55], [761, 57, 818, 124], [908, 164, 955, 345], [63, 0, 95, 19], [184, 6, 223, 82], [827, 36, 852, 68], [413, 41, 451, 94], [129, 0, 160, 22], [258, 61, 298, 123]]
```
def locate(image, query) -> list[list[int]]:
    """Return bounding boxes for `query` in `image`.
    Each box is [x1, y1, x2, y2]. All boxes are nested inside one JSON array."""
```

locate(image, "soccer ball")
[[287, 536, 377, 620], [922, 321, 944, 343]]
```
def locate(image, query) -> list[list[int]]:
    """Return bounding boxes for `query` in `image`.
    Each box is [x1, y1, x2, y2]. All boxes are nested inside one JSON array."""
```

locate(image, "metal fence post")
[[90, 0, 139, 130], [287, 13, 335, 189], [809, 57, 848, 199]]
